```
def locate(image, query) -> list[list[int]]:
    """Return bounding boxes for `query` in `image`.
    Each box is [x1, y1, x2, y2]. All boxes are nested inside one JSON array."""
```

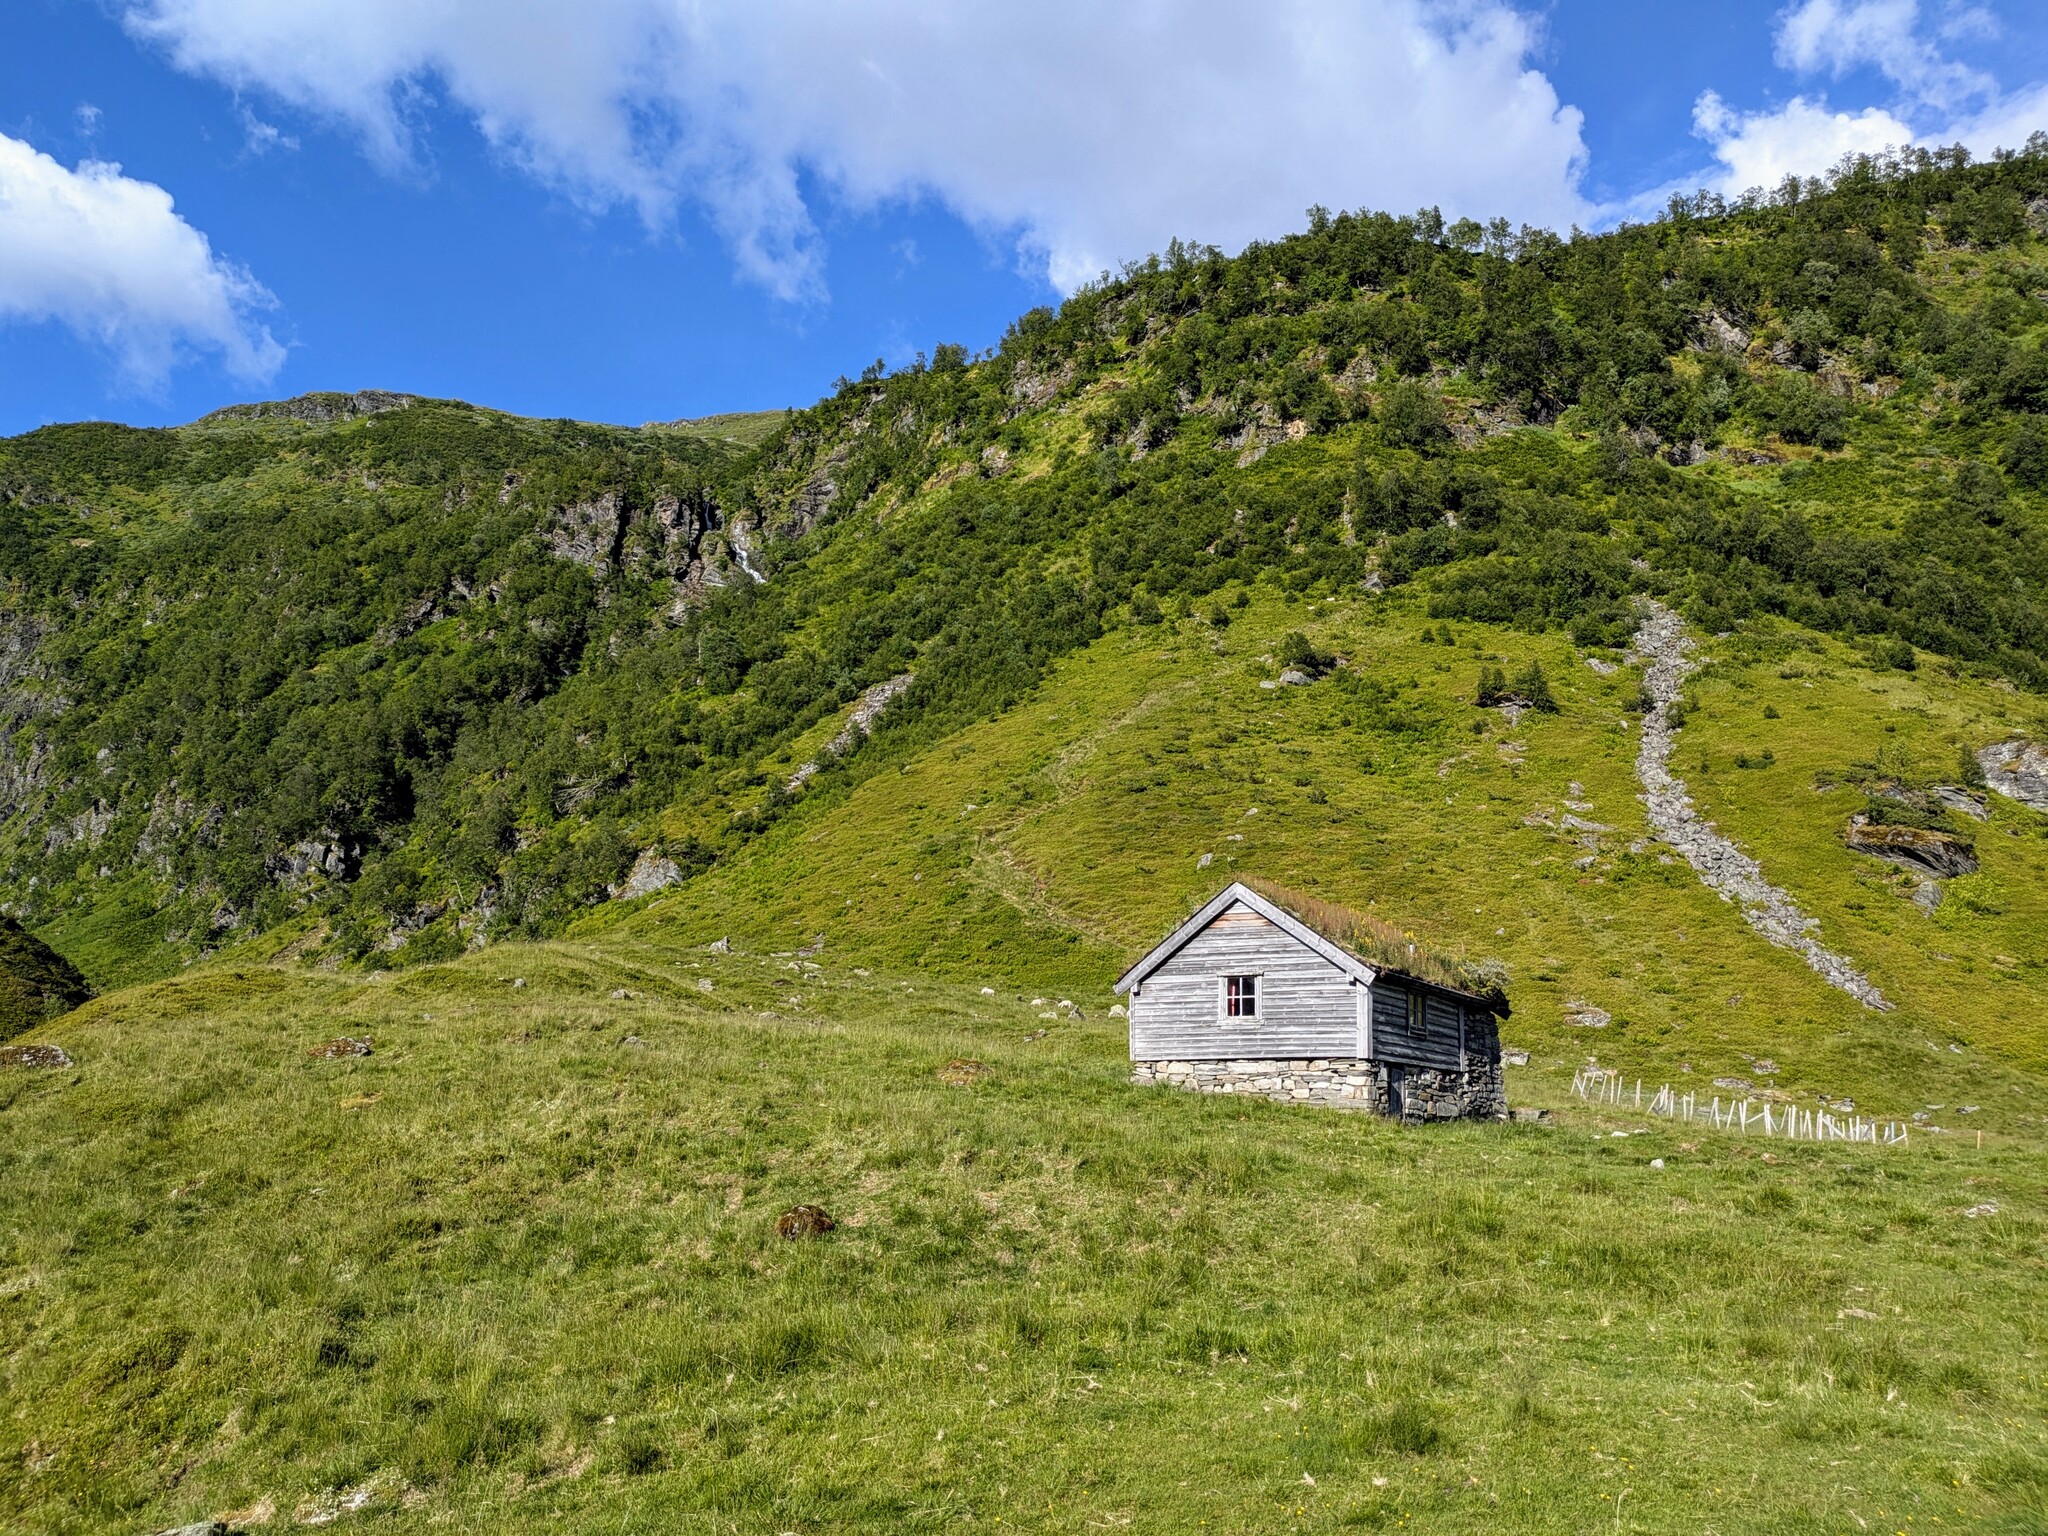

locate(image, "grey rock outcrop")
[[609, 849, 684, 901], [786, 674, 915, 791], [777, 458, 844, 540], [0, 611, 56, 822], [547, 492, 628, 577], [0, 1043, 73, 1069], [1564, 999, 1612, 1029], [1930, 785, 1989, 821], [1693, 307, 1752, 354], [269, 833, 359, 891], [534, 484, 756, 616], [1844, 817, 1978, 878], [199, 390, 415, 425], [1631, 600, 1891, 1010], [1978, 740, 2048, 812], [1010, 359, 1077, 414]]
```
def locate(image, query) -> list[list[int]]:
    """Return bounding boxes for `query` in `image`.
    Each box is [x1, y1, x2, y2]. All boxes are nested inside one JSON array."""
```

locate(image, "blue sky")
[[4, 0, 2047, 437]]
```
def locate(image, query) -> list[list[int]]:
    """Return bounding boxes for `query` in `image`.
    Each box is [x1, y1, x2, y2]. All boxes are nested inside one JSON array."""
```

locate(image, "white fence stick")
[[1567, 1074, 1902, 1150]]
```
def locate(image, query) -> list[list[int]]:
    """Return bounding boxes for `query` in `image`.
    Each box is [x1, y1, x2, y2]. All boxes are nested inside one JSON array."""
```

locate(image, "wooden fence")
[[1569, 1068, 1907, 1147]]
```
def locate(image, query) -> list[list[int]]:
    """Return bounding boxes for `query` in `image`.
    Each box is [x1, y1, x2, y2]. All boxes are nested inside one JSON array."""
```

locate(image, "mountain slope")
[[6, 146, 2048, 1535], [572, 587, 2048, 1123], [8, 147, 2048, 993]]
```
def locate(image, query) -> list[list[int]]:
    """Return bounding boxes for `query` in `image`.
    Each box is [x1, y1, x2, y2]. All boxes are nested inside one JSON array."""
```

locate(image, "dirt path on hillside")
[[1631, 600, 1892, 1011]]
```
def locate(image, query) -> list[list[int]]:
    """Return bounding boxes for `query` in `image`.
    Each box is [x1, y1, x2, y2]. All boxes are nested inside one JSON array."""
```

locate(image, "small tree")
[[1279, 631, 1336, 677], [1513, 661, 1559, 712], [1379, 381, 1448, 450], [2004, 415, 2048, 490], [1475, 665, 1507, 707]]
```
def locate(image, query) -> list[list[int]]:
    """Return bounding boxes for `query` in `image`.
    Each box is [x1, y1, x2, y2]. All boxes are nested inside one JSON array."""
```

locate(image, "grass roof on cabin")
[[1239, 877, 1511, 1012]]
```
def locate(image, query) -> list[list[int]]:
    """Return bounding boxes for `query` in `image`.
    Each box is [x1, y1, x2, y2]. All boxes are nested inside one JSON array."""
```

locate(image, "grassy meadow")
[[5, 593, 2048, 1533], [3, 941, 2046, 1535]]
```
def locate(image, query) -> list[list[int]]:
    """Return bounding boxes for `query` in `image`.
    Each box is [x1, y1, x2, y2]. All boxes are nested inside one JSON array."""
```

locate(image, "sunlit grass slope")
[[8, 584, 2048, 1534], [3, 943, 2046, 1535], [606, 588, 2048, 1129]]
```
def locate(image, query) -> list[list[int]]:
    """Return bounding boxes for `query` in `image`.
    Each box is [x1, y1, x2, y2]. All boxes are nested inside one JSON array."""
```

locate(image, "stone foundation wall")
[[1130, 1058, 1506, 1121]]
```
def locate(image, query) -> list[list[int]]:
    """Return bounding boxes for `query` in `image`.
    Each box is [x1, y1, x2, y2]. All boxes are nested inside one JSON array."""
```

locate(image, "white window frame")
[[1219, 972, 1262, 1021]]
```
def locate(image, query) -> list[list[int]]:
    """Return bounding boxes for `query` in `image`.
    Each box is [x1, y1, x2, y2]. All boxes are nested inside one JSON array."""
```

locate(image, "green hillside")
[[5, 147, 2048, 1531], [7, 147, 2048, 981]]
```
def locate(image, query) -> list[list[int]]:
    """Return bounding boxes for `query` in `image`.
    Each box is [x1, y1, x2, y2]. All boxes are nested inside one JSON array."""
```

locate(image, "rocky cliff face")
[[198, 390, 417, 425], [0, 613, 55, 826], [539, 483, 758, 611], [547, 491, 630, 577], [1844, 818, 1979, 878], [1979, 740, 2048, 811]]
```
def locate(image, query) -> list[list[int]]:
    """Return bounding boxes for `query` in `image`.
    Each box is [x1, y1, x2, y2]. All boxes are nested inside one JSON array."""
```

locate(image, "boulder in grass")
[[776, 1204, 836, 1239], [0, 917, 90, 1042], [0, 1043, 72, 1070], [308, 1036, 374, 1060], [1978, 739, 2048, 812], [938, 1058, 989, 1087]]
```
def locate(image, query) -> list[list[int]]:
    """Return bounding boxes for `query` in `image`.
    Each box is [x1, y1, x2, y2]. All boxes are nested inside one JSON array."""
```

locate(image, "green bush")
[[1379, 381, 1449, 450], [1278, 630, 1336, 676], [0, 919, 90, 1040]]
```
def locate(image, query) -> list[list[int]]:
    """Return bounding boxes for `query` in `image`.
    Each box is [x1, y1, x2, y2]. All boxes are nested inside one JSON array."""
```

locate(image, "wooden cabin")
[[1114, 880, 1507, 1120]]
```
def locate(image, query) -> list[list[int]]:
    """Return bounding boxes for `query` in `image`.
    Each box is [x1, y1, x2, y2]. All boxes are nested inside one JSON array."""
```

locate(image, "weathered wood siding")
[[1129, 903, 1362, 1060], [1369, 981, 1491, 1072]]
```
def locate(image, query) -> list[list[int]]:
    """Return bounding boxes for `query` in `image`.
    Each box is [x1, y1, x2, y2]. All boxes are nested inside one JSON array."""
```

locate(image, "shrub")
[[1753, 373, 1849, 449], [2004, 416, 2048, 490], [1512, 660, 1559, 712], [0, 918, 90, 1041], [1278, 630, 1336, 676], [1379, 381, 1449, 450], [1476, 662, 1555, 711]]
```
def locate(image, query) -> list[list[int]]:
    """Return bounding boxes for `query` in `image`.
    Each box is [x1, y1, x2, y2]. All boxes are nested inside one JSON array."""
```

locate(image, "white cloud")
[[0, 132, 283, 389], [1692, 90, 1916, 195], [1773, 0, 1991, 109], [122, 0, 1594, 299], [1938, 77, 2048, 158], [1934, 5, 2001, 46], [237, 105, 298, 156], [1684, 0, 2048, 201]]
